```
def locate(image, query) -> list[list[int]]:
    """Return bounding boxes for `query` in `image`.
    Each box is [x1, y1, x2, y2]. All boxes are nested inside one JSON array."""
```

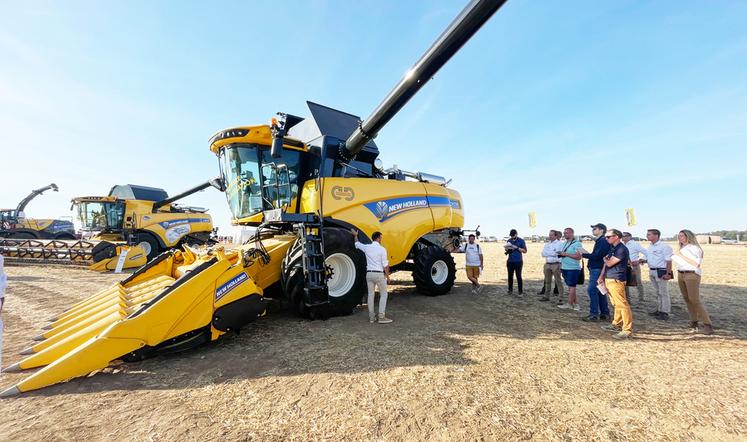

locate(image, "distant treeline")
[[702, 230, 747, 240]]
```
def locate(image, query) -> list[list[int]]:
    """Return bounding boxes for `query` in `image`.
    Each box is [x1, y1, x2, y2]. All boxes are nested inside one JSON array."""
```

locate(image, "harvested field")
[[1, 242, 747, 441]]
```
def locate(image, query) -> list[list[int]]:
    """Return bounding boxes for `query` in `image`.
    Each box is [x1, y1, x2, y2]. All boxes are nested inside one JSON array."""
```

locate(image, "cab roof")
[[108, 184, 168, 201]]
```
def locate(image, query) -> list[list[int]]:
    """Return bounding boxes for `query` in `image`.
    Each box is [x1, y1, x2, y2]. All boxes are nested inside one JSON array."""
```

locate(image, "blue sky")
[[1, 0, 746, 239]]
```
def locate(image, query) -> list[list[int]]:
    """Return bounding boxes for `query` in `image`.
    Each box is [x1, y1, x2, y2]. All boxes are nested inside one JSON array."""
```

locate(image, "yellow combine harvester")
[[0, 184, 76, 240], [0, 0, 508, 396], [0, 180, 219, 271]]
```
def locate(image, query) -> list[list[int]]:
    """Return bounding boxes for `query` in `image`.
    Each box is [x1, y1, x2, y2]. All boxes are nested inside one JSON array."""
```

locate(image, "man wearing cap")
[[581, 223, 611, 322], [622, 232, 647, 302], [640, 228, 673, 320], [539, 230, 564, 303], [505, 229, 527, 295]]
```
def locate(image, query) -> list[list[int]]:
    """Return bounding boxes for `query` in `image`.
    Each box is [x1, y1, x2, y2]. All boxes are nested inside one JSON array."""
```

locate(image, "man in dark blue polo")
[[599, 229, 633, 339], [581, 223, 611, 321]]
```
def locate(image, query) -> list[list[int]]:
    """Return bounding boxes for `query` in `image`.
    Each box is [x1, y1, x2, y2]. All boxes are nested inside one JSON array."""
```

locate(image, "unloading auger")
[[0, 0, 508, 397]]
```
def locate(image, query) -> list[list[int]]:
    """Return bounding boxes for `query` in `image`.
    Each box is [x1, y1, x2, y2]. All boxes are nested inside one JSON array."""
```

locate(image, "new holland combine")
[[0, 184, 75, 240], [0, 180, 219, 271], [1, 0, 508, 397]]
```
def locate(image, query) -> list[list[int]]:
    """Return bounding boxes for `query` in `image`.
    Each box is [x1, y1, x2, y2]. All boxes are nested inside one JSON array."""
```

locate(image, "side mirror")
[[270, 113, 287, 159], [270, 135, 283, 159], [209, 177, 226, 192]]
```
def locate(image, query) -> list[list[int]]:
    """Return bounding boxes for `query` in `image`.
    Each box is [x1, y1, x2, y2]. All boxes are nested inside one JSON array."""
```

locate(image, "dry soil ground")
[[1, 242, 746, 441]]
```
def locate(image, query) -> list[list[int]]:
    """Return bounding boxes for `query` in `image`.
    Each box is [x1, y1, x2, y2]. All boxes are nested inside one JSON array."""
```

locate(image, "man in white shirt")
[[641, 228, 674, 320], [622, 232, 647, 302], [539, 230, 564, 303], [352, 229, 392, 324], [459, 234, 484, 294]]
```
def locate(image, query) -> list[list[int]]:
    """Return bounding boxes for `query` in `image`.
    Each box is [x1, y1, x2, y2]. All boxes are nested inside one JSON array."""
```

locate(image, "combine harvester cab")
[[1, 0, 508, 396]]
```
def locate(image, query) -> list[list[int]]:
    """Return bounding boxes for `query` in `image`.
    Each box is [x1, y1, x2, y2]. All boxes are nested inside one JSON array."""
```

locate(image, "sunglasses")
[[605, 234, 618, 238]]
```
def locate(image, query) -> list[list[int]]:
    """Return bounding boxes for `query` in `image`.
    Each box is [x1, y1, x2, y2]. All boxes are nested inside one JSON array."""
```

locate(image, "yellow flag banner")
[[528, 212, 537, 228], [625, 208, 636, 226]]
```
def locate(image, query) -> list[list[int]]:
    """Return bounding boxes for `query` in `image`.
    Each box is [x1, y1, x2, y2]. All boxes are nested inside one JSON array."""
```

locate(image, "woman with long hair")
[[672, 230, 713, 335]]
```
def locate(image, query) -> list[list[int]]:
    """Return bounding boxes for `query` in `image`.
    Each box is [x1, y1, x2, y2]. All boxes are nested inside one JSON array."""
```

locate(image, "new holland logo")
[[375, 201, 389, 219], [364, 197, 430, 222], [215, 272, 249, 302]]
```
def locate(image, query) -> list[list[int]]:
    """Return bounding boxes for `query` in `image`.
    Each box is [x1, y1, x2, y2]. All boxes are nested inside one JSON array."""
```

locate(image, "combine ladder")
[[299, 222, 329, 308]]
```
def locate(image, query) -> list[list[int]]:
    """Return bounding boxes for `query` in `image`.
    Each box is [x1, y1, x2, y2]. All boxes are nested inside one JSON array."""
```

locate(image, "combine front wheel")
[[281, 227, 366, 318]]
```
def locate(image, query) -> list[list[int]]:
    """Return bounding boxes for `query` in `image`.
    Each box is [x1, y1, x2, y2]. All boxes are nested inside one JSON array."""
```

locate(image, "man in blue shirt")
[[600, 229, 633, 339], [505, 229, 527, 295], [581, 223, 611, 321]]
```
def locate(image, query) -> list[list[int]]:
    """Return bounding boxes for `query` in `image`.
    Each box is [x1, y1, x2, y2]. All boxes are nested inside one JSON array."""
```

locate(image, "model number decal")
[[215, 272, 249, 302], [331, 186, 355, 201]]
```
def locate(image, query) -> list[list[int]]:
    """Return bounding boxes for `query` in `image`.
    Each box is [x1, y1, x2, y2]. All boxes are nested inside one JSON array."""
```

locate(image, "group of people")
[[465, 224, 714, 339]]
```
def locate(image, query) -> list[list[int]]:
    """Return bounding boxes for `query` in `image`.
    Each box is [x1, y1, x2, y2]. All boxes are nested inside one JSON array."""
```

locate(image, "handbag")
[[626, 263, 638, 287]]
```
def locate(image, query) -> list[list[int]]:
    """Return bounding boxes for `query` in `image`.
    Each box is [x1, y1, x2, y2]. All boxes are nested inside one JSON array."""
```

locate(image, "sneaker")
[[601, 324, 621, 332], [648, 310, 661, 317], [700, 324, 714, 335], [557, 303, 572, 309], [470, 288, 476, 295], [582, 315, 599, 322], [540, 296, 550, 302], [369, 316, 376, 324], [378, 316, 393, 324], [656, 312, 670, 321], [688, 321, 698, 331], [572, 304, 581, 311], [613, 331, 632, 340], [599, 315, 609, 320], [477, 285, 484, 294]]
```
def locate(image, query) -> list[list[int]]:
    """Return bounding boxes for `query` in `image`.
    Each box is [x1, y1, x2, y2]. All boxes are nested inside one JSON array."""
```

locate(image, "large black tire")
[[281, 227, 367, 319], [9, 231, 38, 239], [412, 245, 457, 296], [55, 232, 76, 240], [135, 232, 162, 261]]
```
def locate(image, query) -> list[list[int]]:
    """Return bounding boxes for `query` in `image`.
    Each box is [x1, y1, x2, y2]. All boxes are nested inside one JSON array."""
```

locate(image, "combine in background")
[[0, 184, 75, 240], [0, 179, 221, 270]]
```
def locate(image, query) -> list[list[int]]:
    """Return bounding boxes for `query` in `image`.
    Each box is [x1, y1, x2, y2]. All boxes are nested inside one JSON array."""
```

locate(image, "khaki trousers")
[[649, 270, 671, 314], [606, 279, 633, 333], [543, 262, 563, 297], [624, 263, 644, 300], [366, 272, 388, 319], [677, 272, 711, 325]]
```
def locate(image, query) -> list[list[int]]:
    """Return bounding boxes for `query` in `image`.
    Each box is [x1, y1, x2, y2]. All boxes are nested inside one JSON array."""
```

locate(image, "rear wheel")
[[55, 233, 76, 240], [281, 227, 366, 319], [412, 245, 456, 296]]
